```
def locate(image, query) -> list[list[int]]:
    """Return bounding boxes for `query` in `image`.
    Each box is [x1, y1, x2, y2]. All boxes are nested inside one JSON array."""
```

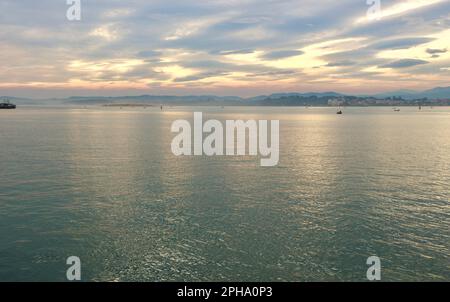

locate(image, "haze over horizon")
[[1, 0, 449, 98]]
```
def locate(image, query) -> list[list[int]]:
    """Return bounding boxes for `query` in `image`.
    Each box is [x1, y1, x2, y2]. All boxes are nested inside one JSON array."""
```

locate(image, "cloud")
[[244, 70, 298, 79], [261, 50, 304, 60], [381, 59, 429, 68], [102, 8, 135, 19], [214, 49, 255, 55], [1, 0, 449, 97], [123, 66, 169, 80], [89, 24, 120, 41], [371, 37, 435, 50], [326, 60, 356, 67], [426, 48, 447, 54], [137, 50, 163, 58], [181, 60, 234, 70], [173, 71, 229, 82], [355, 0, 446, 24]]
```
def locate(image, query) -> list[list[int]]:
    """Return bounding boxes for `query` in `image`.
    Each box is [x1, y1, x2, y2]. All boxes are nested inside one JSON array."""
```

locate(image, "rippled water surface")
[[0, 106, 449, 281]]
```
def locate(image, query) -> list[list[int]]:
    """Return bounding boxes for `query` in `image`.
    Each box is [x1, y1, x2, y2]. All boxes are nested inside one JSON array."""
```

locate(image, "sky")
[[0, 0, 449, 98]]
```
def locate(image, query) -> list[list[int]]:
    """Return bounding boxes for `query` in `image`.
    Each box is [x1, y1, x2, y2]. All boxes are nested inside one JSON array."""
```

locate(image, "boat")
[[0, 99, 16, 109], [336, 110, 343, 114], [394, 108, 400, 112]]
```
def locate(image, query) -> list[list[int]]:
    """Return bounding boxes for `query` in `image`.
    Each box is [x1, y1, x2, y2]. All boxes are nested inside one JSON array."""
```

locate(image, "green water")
[[0, 106, 449, 281]]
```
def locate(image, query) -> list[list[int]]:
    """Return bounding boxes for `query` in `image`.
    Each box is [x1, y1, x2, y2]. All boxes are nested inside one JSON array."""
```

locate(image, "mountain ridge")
[[1, 86, 449, 105]]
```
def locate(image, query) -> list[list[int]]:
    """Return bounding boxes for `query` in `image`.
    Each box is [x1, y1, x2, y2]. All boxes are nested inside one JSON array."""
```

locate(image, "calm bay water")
[[0, 106, 449, 281]]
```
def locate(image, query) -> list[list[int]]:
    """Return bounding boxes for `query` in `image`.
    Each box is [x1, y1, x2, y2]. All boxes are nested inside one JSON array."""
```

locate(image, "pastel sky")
[[1, 0, 449, 98]]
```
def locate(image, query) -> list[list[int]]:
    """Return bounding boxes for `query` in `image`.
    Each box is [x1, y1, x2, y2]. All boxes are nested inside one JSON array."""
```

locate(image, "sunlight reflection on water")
[[0, 106, 449, 281]]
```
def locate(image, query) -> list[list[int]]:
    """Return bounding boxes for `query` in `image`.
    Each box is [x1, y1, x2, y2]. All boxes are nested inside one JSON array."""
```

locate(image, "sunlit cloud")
[[380, 59, 429, 69], [102, 8, 135, 19], [68, 59, 146, 74], [0, 0, 449, 97], [89, 25, 120, 41], [355, 0, 445, 24], [376, 29, 450, 62]]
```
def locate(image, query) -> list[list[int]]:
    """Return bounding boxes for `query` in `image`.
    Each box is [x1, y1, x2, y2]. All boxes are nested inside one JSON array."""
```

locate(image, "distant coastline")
[[103, 103, 155, 107], [2, 86, 450, 107]]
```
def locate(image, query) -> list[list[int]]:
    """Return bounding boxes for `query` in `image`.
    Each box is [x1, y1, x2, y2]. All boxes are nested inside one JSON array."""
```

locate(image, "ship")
[[0, 99, 16, 109]]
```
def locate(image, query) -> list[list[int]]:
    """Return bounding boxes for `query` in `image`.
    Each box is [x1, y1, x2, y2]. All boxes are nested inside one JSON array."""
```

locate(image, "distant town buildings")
[[327, 96, 450, 107]]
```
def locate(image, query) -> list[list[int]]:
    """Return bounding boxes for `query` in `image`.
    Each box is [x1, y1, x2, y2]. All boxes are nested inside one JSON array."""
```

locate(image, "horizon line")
[[2, 86, 449, 100]]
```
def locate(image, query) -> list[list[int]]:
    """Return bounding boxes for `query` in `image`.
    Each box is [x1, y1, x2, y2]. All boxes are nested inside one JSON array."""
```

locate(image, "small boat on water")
[[0, 99, 16, 109], [394, 108, 400, 112], [336, 110, 343, 114]]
